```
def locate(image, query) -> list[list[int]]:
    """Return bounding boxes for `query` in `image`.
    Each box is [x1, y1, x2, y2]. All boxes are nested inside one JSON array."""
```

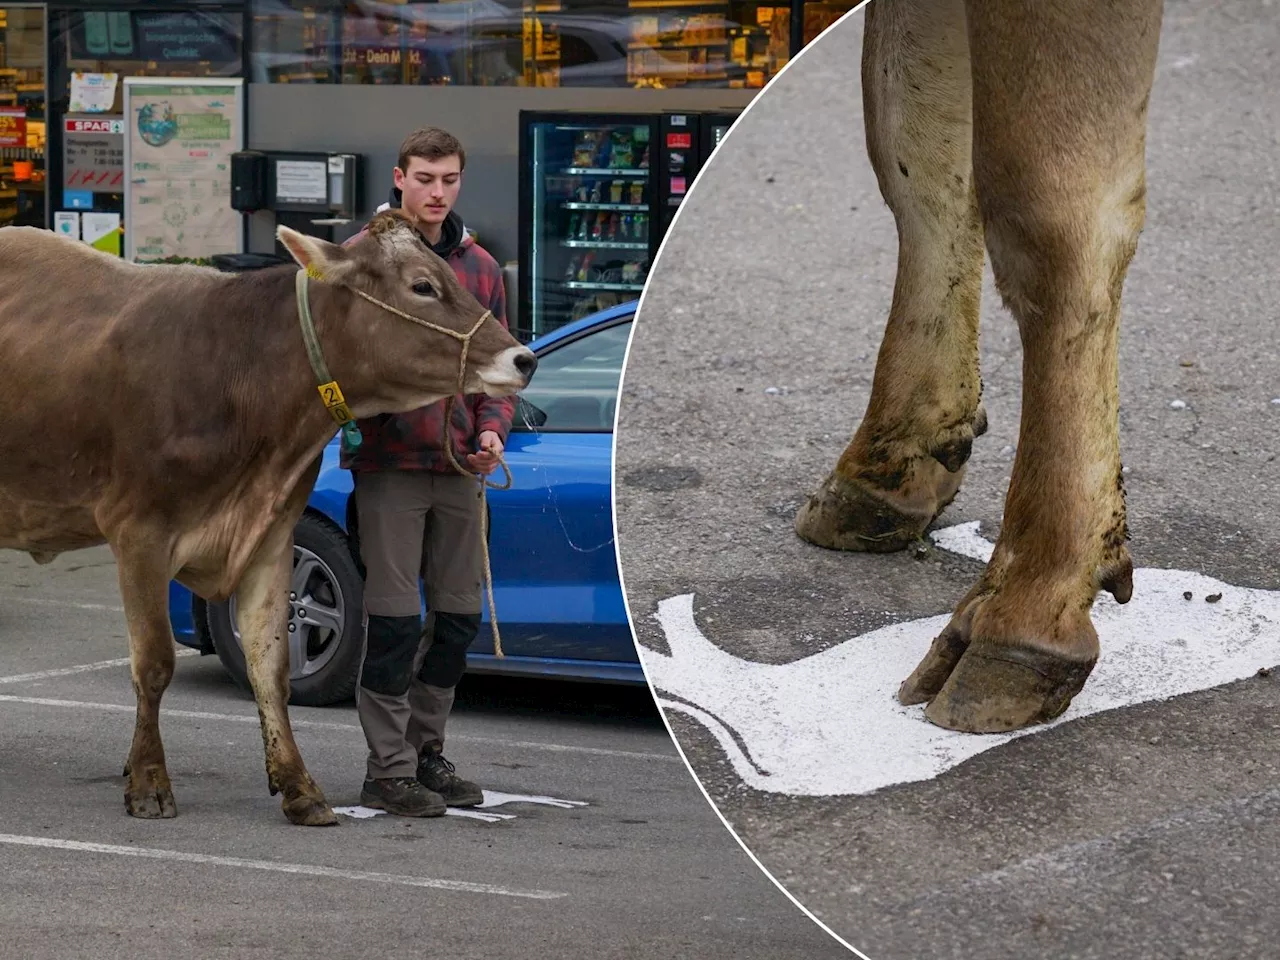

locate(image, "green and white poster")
[[122, 77, 244, 262]]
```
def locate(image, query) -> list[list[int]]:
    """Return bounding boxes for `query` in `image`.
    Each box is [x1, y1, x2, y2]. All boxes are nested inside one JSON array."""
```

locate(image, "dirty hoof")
[[795, 468, 953, 553], [922, 643, 1097, 733], [897, 622, 969, 705], [125, 783, 178, 819], [283, 791, 339, 826]]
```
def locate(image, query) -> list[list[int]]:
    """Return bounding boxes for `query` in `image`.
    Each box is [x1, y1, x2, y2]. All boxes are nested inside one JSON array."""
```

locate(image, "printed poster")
[[0, 107, 26, 147], [54, 211, 81, 241], [82, 212, 122, 255], [69, 72, 118, 113], [123, 77, 244, 262]]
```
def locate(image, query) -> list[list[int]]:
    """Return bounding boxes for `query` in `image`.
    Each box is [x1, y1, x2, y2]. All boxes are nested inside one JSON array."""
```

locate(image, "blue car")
[[168, 300, 641, 706]]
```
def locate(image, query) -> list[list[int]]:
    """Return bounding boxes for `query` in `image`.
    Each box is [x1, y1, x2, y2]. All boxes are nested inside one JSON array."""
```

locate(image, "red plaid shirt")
[[337, 220, 516, 474]]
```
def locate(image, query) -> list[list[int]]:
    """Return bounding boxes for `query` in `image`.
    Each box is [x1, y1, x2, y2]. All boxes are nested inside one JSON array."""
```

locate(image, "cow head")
[[276, 211, 536, 413]]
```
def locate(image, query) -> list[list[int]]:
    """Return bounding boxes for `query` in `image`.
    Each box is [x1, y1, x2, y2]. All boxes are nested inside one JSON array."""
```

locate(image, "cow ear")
[[276, 225, 354, 281]]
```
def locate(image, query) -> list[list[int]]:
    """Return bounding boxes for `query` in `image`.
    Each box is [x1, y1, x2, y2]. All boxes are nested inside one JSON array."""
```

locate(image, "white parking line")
[[0, 651, 199, 685], [0, 693, 680, 762], [0, 595, 126, 613], [0, 833, 566, 900]]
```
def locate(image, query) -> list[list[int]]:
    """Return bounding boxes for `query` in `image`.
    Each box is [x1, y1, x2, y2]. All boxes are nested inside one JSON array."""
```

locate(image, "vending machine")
[[517, 107, 741, 342]]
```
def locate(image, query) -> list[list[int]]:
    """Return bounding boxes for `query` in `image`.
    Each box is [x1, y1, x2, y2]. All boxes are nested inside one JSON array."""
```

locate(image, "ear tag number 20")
[[317, 380, 363, 448]]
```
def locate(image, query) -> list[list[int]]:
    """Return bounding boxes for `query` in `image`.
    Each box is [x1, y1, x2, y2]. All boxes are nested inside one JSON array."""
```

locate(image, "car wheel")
[[207, 512, 364, 707]]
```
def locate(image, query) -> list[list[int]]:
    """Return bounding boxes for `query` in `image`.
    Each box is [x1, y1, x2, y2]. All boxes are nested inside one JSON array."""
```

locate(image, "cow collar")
[[295, 266, 364, 449]]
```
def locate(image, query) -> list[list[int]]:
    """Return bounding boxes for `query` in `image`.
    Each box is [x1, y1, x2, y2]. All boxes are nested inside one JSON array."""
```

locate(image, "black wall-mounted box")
[[230, 150, 268, 212]]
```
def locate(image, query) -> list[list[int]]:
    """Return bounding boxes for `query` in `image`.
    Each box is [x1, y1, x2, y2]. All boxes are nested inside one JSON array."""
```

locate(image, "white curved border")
[[608, 6, 878, 958]]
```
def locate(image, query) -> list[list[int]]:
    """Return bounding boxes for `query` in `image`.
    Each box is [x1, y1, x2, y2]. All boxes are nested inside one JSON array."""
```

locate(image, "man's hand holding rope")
[[466, 431, 505, 475]]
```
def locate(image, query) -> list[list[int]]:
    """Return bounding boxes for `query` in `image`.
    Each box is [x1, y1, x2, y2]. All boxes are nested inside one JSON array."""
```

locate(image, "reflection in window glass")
[[514, 320, 632, 433], [249, 1, 860, 89], [62, 11, 244, 81]]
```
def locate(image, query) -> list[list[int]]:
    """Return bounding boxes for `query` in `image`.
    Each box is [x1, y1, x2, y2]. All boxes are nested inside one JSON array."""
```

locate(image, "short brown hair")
[[397, 126, 465, 173]]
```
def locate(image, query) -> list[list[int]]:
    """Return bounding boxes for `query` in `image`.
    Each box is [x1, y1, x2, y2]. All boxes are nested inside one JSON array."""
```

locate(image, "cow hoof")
[[920, 643, 1097, 733], [283, 793, 339, 827], [795, 459, 964, 553], [897, 622, 969, 705], [126, 786, 178, 819]]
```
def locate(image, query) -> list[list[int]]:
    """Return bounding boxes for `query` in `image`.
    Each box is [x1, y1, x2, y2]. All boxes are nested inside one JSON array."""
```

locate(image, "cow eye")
[[412, 279, 436, 297]]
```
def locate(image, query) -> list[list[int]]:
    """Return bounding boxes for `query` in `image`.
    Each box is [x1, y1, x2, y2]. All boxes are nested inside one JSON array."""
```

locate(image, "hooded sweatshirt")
[[337, 185, 515, 475]]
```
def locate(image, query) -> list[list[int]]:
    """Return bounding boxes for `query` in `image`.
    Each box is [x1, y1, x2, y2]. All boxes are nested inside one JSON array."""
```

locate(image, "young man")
[[340, 126, 514, 818]]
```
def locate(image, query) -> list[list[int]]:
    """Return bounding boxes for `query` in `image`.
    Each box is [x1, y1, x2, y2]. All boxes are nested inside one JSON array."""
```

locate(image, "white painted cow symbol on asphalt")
[[335, 791, 590, 824], [640, 523, 1280, 797]]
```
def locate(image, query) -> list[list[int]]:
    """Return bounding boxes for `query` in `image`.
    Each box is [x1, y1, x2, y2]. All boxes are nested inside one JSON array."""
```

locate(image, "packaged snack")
[[591, 212, 605, 239], [609, 128, 635, 168], [572, 131, 601, 167], [589, 181, 602, 203], [576, 183, 590, 202], [610, 180, 624, 203], [577, 251, 595, 281], [565, 255, 579, 280], [629, 181, 645, 205], [607, 213, 619, 239]]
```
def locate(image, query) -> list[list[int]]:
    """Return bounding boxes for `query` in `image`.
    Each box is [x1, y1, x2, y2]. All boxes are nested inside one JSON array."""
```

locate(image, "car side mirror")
[[516, 396, 548, 429]]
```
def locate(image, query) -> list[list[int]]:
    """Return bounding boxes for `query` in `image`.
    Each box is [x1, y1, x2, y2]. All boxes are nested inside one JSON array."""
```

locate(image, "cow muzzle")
[[477, 346, 538, 396]]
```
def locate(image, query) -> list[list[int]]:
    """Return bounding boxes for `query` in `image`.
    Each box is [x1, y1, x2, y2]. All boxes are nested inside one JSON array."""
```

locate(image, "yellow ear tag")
[[305, 265, 325, 281]]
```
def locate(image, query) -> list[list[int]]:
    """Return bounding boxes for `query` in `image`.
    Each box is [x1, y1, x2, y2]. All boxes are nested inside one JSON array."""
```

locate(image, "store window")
[[1, 5, 47, 229], [249, 0, 859, 89], [40, 7, 244, 249]]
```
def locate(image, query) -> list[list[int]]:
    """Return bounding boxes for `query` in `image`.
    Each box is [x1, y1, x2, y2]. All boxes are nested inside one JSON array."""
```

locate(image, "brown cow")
[[0, 210, 536, 824], [794, 0, 1165, 733]]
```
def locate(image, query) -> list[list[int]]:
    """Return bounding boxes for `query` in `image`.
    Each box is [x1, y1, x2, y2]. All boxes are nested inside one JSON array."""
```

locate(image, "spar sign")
[[63, 115, 126, 191]]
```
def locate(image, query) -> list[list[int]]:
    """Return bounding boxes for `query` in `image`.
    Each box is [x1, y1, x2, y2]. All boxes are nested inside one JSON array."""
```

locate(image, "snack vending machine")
[[517, 108, 740, 341]]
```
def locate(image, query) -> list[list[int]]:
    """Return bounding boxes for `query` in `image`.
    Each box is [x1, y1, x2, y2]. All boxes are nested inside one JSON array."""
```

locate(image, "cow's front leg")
[[795, 0, 986, 552], [236, 516, 337, 826], [899, 0, 1163, 732], [113, 539, 179, 818]]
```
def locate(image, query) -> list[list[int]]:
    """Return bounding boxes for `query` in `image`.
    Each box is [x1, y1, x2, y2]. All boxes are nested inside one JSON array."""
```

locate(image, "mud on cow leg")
[[236, 515, 337, 826], [113, 539, 180, 819], [795, 0, 987, 553], [898, 0, 1164, 733]]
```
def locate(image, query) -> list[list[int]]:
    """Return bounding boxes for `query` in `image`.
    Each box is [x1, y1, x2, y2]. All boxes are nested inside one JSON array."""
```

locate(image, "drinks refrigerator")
[[517, 108, 741, 342]]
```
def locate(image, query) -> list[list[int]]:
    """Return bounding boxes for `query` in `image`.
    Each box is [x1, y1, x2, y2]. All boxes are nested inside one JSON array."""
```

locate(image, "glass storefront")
[[0, 5, 47, 229], [43, 6, 244, 240], [249, 0, 860, 89]]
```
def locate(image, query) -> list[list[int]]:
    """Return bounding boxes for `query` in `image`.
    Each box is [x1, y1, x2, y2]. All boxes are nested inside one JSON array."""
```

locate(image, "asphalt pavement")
[[0, 545, 850, 960], [614, 2, 1280, 958]]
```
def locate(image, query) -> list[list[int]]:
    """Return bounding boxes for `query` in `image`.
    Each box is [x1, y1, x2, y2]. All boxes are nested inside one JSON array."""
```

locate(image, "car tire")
[[207, 512, 365, 707]]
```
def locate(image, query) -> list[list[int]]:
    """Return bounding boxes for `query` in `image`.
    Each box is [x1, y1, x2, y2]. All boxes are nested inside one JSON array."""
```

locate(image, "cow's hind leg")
[[236, 513, 337, 826], [114, 541, 180, 818], [899, 0, 1163, 732], [795, 0, 986, 552]]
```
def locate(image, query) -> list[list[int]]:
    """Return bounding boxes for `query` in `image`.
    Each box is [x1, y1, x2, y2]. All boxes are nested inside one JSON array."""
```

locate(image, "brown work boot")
[[360, 776, 446, 817], [417, 749, 485, 807]]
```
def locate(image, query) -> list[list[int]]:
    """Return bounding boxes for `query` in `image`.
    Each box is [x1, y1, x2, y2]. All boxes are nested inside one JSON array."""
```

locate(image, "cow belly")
[[0, 493, 104, 559]]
